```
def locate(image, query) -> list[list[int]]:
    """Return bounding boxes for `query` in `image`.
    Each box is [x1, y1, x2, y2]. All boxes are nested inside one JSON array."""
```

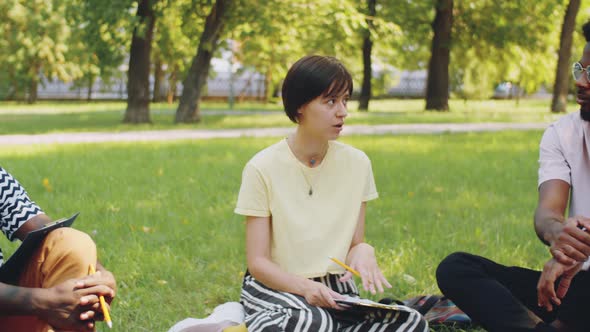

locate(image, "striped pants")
[[240, 273, 428, 332]]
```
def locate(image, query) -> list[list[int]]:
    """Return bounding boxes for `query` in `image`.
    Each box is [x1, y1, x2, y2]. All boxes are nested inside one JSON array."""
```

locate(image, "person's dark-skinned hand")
[[549, 216, 590, 265], [36, 276, 115, 331], [74, 264, 117, 323], [537, 258, 582, 312]]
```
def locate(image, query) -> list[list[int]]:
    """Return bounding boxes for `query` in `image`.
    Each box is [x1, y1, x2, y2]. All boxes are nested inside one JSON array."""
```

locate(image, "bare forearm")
[[0, 283, 46, 316], [14, 214, 53, 241], [248, 257, 311, 296], [535, 206, 565, 246]]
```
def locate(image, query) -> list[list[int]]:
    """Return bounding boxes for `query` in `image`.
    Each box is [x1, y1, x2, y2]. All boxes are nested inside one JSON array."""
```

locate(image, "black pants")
[[436, 252, 590, 332]]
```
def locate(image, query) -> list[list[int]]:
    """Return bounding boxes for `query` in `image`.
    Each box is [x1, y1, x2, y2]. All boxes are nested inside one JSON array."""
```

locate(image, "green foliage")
[[67, 0, 133, 95], [0, 0, 81, 100], [0, 131, 548, 331], [0, 0, 584, 106], [450, 1, 565, 98], [231, 0, 363, 98], [232, 0, 405, 100], [152, 0, 202, 86], [376, 0, 434, 70]]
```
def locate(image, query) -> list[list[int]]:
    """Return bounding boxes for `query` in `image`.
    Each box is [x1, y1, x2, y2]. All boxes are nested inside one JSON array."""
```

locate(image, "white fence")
[[36, 70, 266, 100]]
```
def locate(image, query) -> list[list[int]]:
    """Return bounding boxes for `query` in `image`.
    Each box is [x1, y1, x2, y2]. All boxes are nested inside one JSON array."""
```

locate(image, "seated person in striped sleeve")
[[235, 55, 427, 331], [0, 166, 116, 332]]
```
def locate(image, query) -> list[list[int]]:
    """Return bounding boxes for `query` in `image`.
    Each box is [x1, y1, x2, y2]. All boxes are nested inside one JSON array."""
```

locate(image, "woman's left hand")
[[339, 243, 392, 294]]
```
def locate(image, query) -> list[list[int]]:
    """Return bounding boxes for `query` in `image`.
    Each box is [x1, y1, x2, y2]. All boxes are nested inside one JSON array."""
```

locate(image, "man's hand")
[[549, 216, 590, 265], [36, 276, 115, 331], [339, 243, 392, 295], [75, 264, 117, 322], [537, 258, 582, 312]]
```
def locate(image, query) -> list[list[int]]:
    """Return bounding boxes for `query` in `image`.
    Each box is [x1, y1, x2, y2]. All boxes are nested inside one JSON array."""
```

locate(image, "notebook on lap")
[[0, 213, 79, 285], [335, 296, 405, 312]]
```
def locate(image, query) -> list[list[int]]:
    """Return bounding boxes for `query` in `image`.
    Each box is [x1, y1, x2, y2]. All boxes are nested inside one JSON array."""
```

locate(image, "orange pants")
[[0, 227, 97, 332]]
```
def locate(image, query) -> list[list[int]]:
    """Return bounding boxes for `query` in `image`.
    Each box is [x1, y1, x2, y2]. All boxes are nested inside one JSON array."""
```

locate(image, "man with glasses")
[[436, 21, 590, 332]]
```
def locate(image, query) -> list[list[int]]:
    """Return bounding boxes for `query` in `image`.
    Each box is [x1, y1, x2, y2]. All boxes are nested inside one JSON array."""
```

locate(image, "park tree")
[[231, 0, 309, 103], [124, 0, 159, 123], [152, 0, 203, 103], [358, 0, 376, 111], [425, 0, 453, 111], [355, 0, 403, 110], [551, 0, 581, 113], [0, 0, 82, 103], [421, 0, 564, 110], [175, 0, 232, 123], [234, 0, 408, 111], [80, 0, 159, 121], [457, 1, 563, 101], [234, 0, 366, 104], [66, 0, 130, 101], [234, 0, 400, 111]]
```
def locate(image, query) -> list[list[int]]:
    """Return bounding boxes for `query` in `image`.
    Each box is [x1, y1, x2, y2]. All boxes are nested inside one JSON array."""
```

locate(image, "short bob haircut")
[[282, 55, 353, 123]]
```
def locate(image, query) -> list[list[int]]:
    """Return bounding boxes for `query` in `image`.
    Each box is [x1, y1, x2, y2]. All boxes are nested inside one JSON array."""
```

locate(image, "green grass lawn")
[[0, 99, 575, 135], [0, 131, 550, 331]]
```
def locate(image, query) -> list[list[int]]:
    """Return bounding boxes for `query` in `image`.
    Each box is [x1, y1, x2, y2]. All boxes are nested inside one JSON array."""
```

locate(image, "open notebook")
[[335, 295, 406, 312], [0, 213, 78, 285]]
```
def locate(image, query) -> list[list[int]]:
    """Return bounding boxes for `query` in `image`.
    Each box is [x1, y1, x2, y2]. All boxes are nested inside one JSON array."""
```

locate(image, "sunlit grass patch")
[[0, 132, 549, 331]]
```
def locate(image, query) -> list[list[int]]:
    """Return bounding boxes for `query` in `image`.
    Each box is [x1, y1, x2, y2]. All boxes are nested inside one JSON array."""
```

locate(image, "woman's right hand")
[[302, 280, 343, 309]]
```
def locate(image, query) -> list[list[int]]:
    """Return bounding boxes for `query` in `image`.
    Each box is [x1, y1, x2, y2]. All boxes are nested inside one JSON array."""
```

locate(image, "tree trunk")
[[27, 78, 38, 104], [175, 0, 230, 123], [425, 0, 453, 111], [358, 0, 376, 112], [123, 0, 156, 124], [27, 64, 40, 104], [551, 0, 581, 113], [87, 73, 94, 101], [153, 58, 165, 102], [264, 70, 272, 103], [167, 66, 178, 104]]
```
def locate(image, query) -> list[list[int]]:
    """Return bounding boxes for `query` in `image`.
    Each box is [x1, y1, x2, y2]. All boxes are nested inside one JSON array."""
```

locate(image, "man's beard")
[[581, 109, 590, 122]]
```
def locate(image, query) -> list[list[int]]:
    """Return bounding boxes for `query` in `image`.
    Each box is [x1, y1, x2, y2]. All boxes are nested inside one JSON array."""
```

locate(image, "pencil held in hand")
[[329, 256, 361, 277], [88, 264, 113, 328]]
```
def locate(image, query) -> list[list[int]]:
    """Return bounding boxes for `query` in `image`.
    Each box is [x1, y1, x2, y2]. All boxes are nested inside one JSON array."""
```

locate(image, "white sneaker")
[[168, 302, 245, 332]]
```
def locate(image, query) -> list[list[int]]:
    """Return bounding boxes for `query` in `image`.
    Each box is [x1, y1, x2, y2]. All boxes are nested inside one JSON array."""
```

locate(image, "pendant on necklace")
[[309, 188, 313, 196]]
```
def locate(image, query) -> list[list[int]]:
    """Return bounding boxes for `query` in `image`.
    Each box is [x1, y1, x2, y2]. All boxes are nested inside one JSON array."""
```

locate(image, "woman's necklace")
[[287, 136, 328, 196], [298, 152, 327, 196]]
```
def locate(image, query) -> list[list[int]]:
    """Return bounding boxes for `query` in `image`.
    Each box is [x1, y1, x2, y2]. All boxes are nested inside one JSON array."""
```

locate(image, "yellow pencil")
[[88, 264, 113, 329], [329, 256, 361, 277]]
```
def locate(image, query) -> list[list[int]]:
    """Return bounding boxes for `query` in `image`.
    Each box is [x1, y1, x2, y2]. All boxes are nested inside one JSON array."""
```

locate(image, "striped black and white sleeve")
[[0, 167, 44, 241]]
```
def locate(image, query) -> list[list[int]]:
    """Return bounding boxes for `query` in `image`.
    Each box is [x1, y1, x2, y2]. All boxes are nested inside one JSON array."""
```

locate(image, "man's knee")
[[41, 227, 97, 275], [45, 227, 96, 259], [436, 252, 475, 291], [20, 227, 98, 288]]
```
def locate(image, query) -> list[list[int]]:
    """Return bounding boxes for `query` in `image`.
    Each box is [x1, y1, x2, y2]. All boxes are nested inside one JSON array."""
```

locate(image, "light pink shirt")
[[538, 112, 590, 217]]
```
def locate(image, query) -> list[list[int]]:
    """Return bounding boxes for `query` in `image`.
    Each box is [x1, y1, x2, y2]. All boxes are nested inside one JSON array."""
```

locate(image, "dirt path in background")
[[0, 122, 548, 145]]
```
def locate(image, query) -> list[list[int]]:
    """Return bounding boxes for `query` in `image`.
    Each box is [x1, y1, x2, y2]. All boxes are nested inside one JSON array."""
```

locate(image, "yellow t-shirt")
[[235, 139, 378, 278]]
